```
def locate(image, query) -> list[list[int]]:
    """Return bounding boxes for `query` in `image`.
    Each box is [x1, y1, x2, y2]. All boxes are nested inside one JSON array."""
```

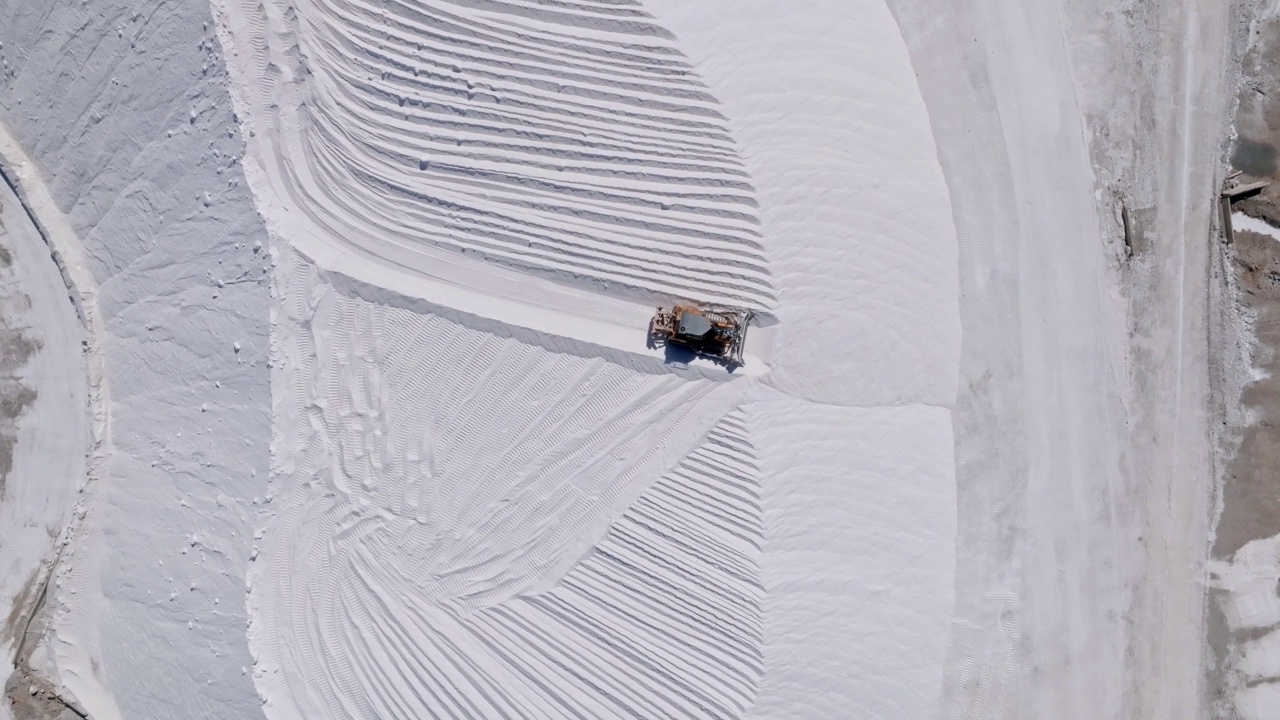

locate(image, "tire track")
[[254, 255, 762, 719]]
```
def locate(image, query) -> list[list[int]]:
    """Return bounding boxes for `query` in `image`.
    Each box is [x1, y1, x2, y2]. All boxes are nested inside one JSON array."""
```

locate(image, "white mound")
[[0, 150, 88, 690], [217, 0, 962, 717]]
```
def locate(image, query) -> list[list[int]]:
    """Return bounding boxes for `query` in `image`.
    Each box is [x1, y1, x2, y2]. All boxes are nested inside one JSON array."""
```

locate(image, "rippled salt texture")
[[218, 0, 961, 718]]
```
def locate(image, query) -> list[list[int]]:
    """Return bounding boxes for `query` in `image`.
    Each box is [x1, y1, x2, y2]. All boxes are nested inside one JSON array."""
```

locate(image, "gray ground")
[[1208, 6, 1280, 717], [0, 201, 40, 499], [0, 176, 68, 720]]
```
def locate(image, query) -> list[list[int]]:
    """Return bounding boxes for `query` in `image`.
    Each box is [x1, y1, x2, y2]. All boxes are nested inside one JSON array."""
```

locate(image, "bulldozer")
[[649, 305, 752, 366]]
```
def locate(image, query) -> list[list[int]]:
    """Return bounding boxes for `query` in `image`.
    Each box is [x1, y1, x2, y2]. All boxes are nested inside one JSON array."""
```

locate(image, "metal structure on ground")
[[650, 305, 752, 366]]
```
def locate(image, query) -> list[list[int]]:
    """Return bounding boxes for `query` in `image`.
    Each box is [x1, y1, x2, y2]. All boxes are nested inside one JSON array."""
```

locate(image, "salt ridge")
[[214, 0, 780, 371]]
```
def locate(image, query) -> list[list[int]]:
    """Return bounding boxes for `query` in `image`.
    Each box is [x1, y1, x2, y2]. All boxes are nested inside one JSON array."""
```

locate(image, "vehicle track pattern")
[[268, 0, 776, 312], [256, 254, 762, 719]]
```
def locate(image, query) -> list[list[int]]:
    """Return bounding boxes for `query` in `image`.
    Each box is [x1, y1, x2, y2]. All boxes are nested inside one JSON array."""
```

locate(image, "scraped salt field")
[[0, 0, 1245, 716], [218, 0, 960, 716]]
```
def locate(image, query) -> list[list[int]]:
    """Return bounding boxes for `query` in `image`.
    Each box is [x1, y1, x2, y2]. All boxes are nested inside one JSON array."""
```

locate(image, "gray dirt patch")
[[0, 230, 41, 499], [1214, 227, 1280, 559]]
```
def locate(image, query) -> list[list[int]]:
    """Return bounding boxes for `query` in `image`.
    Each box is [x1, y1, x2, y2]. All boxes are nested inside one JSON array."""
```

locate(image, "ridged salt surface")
[[261, 255, 956, 719], [217, 0, 961, 717], [0, 142, 89, 690], [642, 0, 960, 407], [747, 401, 956, 719], [259, 254, 760, 718]]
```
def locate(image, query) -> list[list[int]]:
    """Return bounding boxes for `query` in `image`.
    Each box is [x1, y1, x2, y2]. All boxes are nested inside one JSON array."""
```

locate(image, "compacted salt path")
[[0, 138, 89, 700], [215, 0, 962, 718]]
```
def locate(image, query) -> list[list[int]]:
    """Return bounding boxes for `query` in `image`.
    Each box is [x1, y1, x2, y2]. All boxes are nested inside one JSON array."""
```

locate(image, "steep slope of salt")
[[289, 0, 775, 312], [874, 3, 1031, 712], [0, 1, 271, 718], [214, 0, 962, 717], [0, 130, 113, 720]]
